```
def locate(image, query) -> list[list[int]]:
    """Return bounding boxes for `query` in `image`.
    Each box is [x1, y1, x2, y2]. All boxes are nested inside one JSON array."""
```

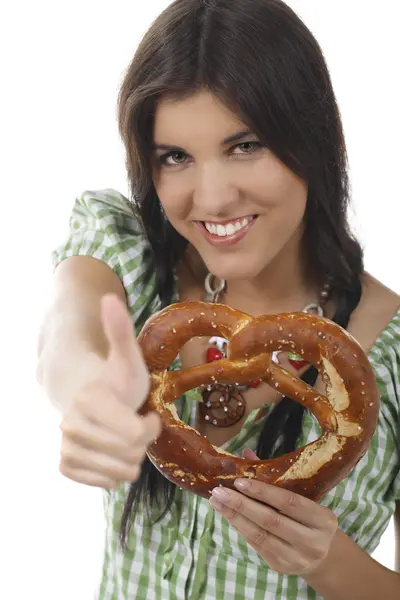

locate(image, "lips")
[[204, 216, 253, 237], [196, 215, 258, 246]]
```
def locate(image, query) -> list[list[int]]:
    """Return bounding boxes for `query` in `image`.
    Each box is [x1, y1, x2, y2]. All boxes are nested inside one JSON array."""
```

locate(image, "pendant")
[[287, 351, 308, 370], [199, 384, 246, 427]]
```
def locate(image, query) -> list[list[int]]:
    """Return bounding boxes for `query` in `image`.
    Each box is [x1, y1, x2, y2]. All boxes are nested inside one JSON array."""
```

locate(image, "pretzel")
[[138, 301, 380, 500]]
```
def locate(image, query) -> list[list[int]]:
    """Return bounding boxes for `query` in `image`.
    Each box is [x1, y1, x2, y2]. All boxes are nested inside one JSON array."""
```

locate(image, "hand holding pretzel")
[[138, 301, 380, 500]]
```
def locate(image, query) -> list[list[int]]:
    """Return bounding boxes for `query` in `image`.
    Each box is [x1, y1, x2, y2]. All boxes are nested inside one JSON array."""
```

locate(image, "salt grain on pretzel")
[[138, 301, 380, 500]]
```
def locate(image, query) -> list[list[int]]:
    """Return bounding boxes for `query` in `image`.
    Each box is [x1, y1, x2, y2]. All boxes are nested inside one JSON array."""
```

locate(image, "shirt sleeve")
[[373, 312, 400, 502], [388, 345, 400, 502], [51, 188, 160, 328]]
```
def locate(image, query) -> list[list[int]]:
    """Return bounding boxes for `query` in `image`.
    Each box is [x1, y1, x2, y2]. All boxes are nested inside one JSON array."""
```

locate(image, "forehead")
[[153, 90, 246, 143]]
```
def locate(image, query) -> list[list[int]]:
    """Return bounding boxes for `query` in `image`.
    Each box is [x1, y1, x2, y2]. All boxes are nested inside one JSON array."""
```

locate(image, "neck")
[[223, 246, 320, 317], [182, 240, 323, 317]]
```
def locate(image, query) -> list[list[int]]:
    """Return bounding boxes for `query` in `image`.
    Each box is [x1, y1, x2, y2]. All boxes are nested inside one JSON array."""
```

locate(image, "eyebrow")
[[153, 129, 253, 152]]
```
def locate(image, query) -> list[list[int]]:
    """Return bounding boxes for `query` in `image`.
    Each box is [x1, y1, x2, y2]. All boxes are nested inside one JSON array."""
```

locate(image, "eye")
[[158, 150, 189, 167], [232, 141, 262, 154]]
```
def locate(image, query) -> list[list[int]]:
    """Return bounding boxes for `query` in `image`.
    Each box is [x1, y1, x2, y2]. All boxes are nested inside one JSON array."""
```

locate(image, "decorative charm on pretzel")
[[137, 301, 380, 500]]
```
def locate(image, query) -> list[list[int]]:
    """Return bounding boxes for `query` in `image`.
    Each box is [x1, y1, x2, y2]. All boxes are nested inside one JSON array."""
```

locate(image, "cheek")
[[154, 173, 191, 222], [253, 160, 307, 217]]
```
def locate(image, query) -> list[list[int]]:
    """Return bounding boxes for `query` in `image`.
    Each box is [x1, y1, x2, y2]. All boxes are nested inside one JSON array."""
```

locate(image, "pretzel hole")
[[245, 466, 257, 476]]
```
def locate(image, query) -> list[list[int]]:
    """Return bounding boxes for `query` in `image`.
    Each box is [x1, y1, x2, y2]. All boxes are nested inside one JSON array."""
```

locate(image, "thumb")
[[242, 448, 260, 461], [101, 294, 150, 406]]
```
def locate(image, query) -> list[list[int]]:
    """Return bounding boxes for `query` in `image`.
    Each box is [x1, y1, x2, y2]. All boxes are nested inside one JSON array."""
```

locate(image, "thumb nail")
[[242, 448, 260, 460]]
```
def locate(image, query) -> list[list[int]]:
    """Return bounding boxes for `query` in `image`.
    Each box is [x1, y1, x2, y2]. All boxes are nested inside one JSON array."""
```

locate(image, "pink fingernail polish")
[[209, 497, 224, 510], [211, 487, 230, 501], [234, 478, 250, 489]]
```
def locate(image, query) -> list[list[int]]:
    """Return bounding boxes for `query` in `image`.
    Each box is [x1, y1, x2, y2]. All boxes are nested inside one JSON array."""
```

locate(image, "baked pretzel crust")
[[138, 301, 380, 500]]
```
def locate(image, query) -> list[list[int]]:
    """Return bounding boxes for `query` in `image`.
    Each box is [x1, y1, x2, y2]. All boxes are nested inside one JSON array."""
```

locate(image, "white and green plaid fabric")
[[52, 189, 400, 600]]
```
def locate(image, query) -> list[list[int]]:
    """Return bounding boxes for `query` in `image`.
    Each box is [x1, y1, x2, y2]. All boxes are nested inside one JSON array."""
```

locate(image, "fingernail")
[[243, 448, 259, 460], [209, 497, 224, 510], [211, 487, 230, 501], [234, 478, 251, 490]]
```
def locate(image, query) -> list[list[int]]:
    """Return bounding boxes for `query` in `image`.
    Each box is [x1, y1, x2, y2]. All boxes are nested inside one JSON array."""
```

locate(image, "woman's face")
[[152, 90, 308, 283]]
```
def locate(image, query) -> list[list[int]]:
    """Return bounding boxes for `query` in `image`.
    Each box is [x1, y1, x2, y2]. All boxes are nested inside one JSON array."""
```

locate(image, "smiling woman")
[[37, 1, 400, 599], [152, 92, 308, 269]]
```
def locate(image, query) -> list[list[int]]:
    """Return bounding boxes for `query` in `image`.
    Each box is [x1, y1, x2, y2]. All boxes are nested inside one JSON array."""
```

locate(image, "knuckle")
[[311, 543, 328, 560], [112, 462, 141, 482], [128, 446, 147, 464], [286, 492, 299, 509], [60, 447, 77, 468], [59, 457, 73, 477], [252, 528, 269, 547], [107, 479, 122, 490], [322, 508, 338, 532], [231, 494, 244, 512], [132, 417, 146, 440], [249, 482, 263, 500], [296, 558, 310, 572], [138, 371, 150, 398], [60, 418, 79, 440], [262, 510, 281, 531], [226, 509, 239, 524], [128, 464, 141, 482]]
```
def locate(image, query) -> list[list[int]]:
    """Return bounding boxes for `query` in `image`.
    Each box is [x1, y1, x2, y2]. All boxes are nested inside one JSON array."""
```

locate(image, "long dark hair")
[[116, 0, 363, 549]]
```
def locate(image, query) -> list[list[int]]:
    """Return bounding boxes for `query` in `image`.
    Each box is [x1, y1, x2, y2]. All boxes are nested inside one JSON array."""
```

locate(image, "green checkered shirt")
[[52, 189, 400, 600]]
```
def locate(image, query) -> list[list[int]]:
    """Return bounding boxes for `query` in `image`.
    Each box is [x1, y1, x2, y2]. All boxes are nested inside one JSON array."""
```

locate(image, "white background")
[[1, 1, 399, 598]]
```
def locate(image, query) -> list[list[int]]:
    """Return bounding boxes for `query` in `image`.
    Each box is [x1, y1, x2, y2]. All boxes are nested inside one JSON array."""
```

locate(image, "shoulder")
[[52, 188, 160, 326], [347, 273, 400, 357], [66, 188, 145, 236]]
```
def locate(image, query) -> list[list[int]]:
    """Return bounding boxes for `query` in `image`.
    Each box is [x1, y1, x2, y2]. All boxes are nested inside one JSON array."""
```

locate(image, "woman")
[[37, 0, 400, 598]]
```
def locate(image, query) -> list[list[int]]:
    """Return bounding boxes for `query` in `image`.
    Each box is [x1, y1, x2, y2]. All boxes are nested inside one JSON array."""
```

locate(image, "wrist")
[[304, 528, 400, 600], [303, 527, 342, 586]]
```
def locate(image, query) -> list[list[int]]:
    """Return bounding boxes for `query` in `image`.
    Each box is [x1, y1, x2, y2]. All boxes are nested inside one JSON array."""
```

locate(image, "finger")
[[209, 495, 302, 569], [233, 479, 337, 532], [59, 465, 121, 489], [60, 411, 151, 462], [242, 448, 260, 460], [101, 295, 150, 401], [211, 486, 317, 551], [101, 294, 136, 362], [60, 438, 144, 483], [71, 380, 160, 444]]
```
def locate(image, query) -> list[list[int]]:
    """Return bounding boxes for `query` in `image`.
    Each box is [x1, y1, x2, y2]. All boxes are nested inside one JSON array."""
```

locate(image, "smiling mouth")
[[203, 216, 256, 237], [196, 215, 258, 246]]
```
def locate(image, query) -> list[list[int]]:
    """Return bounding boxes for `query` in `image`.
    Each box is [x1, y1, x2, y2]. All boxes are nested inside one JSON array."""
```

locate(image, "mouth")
[[196, 215, 258, 246]]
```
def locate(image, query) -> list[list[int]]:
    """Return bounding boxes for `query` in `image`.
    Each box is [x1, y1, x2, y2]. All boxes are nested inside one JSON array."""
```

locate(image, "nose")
[[192, 161, 240, 217]]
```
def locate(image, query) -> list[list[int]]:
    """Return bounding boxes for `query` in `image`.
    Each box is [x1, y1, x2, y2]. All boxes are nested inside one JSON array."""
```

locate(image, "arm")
[[37, 255, 127, 414], [208, 474, 400, 600], [396, 503, 400, 572], [304, 527, 400, 600]]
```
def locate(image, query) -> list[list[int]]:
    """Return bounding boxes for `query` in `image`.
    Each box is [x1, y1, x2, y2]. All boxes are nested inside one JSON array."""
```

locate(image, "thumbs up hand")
[[59, 294, 161, 489]]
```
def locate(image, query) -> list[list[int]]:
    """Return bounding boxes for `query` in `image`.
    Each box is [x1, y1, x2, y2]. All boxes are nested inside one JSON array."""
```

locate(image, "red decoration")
[[206, 347, 224, 362], [249, 379, 262, 388], [288, 358, 308, 370]]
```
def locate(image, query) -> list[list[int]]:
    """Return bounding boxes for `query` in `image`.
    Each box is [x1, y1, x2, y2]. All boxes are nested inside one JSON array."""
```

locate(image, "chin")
[[202, 256, 262, 283]]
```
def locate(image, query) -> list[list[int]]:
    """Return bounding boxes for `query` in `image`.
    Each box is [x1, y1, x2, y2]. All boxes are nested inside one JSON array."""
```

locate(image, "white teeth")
[[204, 217, 252, 237], [216, 224, 226, 237]]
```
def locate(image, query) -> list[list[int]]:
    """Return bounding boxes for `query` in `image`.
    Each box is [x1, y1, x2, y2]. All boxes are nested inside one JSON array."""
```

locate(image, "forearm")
[[305, 529, 400, 600], [37, 312, 107, 415]]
